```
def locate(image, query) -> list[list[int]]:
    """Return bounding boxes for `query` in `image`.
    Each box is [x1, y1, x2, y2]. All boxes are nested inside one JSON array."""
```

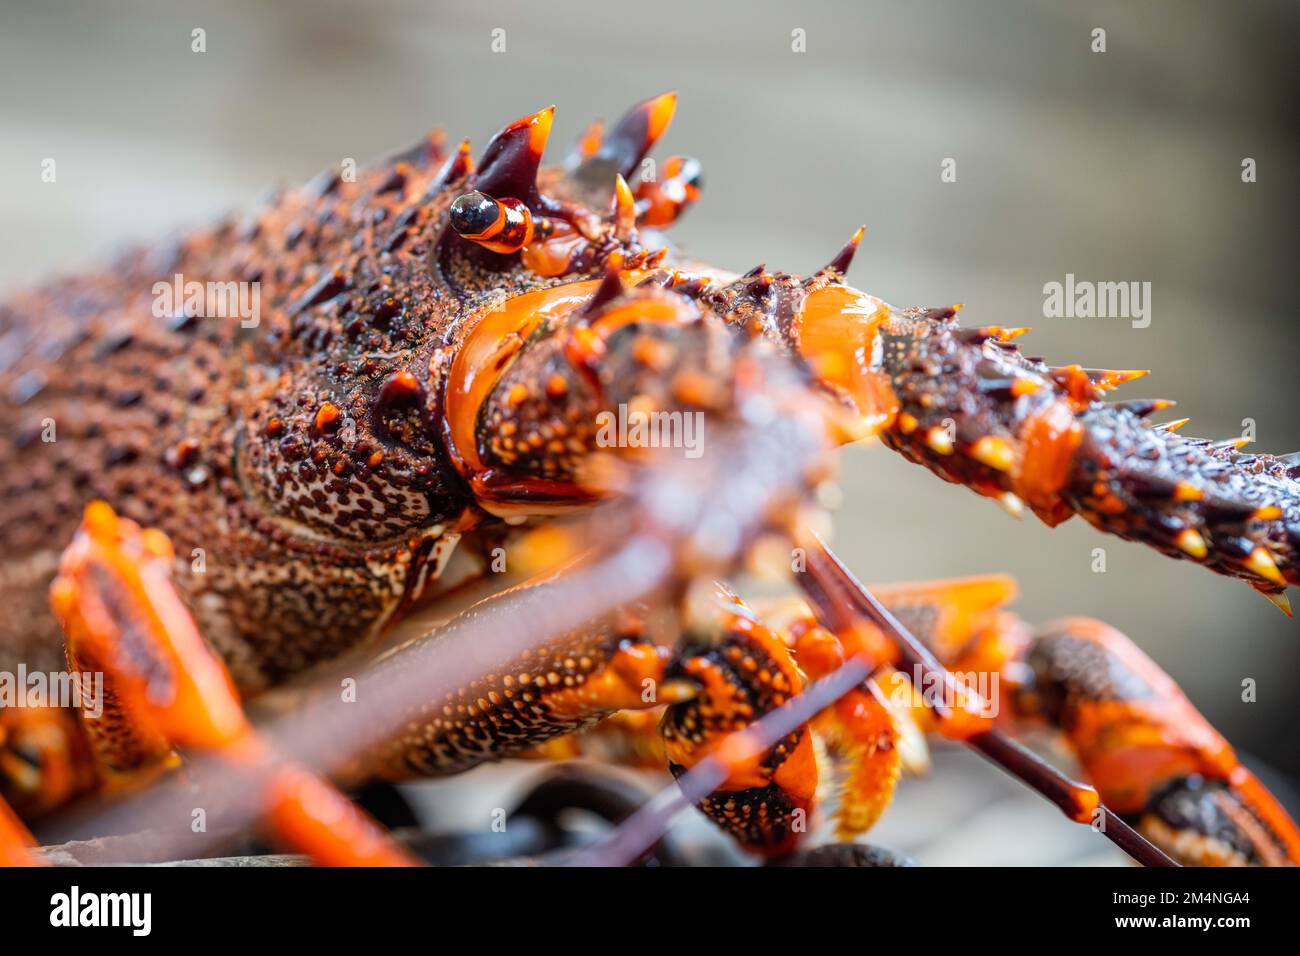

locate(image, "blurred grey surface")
[[1, 0, 1297, 861]]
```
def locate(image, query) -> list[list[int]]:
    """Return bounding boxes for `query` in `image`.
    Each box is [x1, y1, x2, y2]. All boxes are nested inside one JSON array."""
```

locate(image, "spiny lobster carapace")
[[0, 93, 1296, 867]]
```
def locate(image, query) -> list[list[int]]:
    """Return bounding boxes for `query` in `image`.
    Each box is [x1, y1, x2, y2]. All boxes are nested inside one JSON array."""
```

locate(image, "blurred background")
[[2, 0, 1297, 863]]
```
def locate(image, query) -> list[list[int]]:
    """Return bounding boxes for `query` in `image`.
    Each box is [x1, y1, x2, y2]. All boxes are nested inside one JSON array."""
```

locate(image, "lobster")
[[0, 93, 1296, 867]]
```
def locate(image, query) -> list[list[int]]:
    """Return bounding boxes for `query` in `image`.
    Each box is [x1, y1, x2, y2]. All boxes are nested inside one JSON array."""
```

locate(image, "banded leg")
[[382, 580, 914, 859], [802, 291, 1300, 610], [365, 580, 697, 780], [641, 585, 978, 858], [828, 573, 1300, 866], [659, 590, 821, 857], [1015, 618, 1300, 866], [657, 588, 922, 857], [46, 501, 418, 867]]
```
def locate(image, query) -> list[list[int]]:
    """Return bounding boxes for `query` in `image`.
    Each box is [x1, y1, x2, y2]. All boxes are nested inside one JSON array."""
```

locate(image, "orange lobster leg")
[[1016, 618, 1300, 866], [779, 608, 911, 839], [0, 704, 97, 819], [0, 796, 41, 866], [822, 685, 903, 840], [657, 588, 926, 857], [365, 576, 697, 780], [47, 501, 418, 867], [829, 571, 1300, 866], [659, 589, 821, 858]]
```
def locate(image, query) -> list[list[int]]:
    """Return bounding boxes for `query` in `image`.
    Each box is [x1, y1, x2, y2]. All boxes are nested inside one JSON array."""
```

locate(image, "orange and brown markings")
[[442, 280, 606, 511], [372, 608, 682, 779], [864, 308, 1299, 600], [1138, 777, 1295, 867], [1020, 618, 1300, 865], [0, 125, 482, 689], [0, 95, 717, 821], [49, 502, 419, 866], [1065, 409, 1297, 599], [872, 308, 1069, 520], [786, 281, 899, 441], [632, 155, 703, 228], [449, 193, 537, 255], [788, 616, 902, 841], [476, 338, 604, 496], [446, 271, 738, 515], [661, 597, 817, 857]]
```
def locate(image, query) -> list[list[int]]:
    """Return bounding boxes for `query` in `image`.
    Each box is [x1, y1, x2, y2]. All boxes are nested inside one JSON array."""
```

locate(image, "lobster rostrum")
[[0, 93, 1296, 867]]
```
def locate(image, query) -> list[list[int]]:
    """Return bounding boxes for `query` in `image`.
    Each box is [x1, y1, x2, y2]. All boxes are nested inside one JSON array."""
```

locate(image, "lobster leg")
[[773, 602, 927, 839], [657, 589, 821, 858], [658, 578, 1018, 856], [0, 795, 40, 866], [517, 709, 669, 769], [363, 574, 697, 780], [792, 285, 1299, 608], [44, 501, 418, 866], [502, 599, 914, 849], [1013, 617, 1300, 866], [434, 580, 904, 859], [657, 587, 922, 857], [0, 704, 97, 820], [810, 572, 1300, 866]]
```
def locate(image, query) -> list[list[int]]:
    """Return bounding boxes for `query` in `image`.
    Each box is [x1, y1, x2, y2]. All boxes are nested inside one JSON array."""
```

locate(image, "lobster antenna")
[[797, 535, 1177, 868], [570, 534, 1176, 868]]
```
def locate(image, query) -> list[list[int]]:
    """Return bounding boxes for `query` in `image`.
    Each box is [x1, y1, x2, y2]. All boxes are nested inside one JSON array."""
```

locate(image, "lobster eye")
[[449, 191, 501, 239]]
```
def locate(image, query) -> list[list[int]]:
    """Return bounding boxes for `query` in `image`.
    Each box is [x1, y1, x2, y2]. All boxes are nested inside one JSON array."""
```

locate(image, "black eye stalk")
[[446, 95, 701, 268], [449, 191, 536, 254]]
